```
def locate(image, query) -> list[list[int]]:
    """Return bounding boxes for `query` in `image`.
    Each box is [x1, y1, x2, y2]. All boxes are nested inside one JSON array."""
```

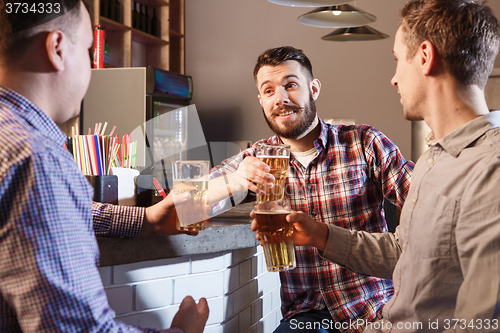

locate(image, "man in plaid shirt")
[[210, 46, 414, 333]]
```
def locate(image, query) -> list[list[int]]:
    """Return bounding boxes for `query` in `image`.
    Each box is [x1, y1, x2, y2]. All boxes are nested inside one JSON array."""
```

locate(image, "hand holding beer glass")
[[172, 160, 210, 232], [254, 197, 295, 272], [255, 143, 290, 202]]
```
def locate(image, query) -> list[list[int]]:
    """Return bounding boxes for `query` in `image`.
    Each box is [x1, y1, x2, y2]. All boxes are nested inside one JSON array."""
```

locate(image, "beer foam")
[[255, 210, 290, 214]]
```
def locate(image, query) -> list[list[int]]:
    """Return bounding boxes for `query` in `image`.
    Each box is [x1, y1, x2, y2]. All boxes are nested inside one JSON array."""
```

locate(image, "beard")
[[263, 94, 317, 139]]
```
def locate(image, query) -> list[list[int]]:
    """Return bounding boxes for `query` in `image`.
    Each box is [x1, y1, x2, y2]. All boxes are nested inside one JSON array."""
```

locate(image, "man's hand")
[[250, 210, 328, 251], [142, 192, 199, 236], [168, 296, 209, 333], [227, 156, 275, 195]]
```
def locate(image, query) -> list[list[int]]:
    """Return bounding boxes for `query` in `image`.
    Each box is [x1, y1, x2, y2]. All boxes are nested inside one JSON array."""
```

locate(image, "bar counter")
[[97, 202, 258, 267]]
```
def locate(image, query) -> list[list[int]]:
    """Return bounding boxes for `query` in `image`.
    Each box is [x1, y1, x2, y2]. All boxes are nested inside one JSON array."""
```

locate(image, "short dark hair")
[[0, 0, 90, 62], [400, 0, 500, 88], [253, 46, 314, 81]]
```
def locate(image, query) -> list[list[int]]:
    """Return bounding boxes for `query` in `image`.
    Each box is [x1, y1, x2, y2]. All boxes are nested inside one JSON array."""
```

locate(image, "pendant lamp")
[[321, 25, 388, 41], [268, 0, 352, 7], [298, 4, 376, 28]]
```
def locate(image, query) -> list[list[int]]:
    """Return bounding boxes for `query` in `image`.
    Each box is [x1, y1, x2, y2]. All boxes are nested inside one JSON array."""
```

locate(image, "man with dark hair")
[[211, 45, 414, 332], [0, 1, 208, 331], [270, 0, 500, 332]]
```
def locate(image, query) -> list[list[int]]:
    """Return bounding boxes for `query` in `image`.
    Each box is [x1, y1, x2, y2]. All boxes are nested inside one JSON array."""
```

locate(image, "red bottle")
[[92, 25, 105, 69]]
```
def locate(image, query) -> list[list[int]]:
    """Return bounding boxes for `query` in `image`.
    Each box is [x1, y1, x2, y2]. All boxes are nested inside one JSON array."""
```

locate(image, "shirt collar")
[[434, 111, 500, 157], [0, 86, 66, 146], [316, 117, 329, 149]]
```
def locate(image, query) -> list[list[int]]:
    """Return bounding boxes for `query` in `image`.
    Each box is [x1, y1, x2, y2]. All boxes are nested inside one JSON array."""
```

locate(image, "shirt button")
[[311, 209, 317, 216], [403, 242, 408, 251], [411, 198, 417, 204], [428, 158, 434, 164]]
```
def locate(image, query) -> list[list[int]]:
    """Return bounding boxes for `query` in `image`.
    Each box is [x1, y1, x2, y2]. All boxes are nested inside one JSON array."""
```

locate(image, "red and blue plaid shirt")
[[211, 118, 414, 332]]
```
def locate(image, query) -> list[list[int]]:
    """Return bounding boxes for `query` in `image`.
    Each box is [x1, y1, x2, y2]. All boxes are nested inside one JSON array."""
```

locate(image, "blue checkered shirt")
[[0, 87, 171, 332]]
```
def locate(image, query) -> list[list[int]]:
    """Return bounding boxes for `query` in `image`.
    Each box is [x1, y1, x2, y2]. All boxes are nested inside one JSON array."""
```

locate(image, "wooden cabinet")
[[90, 0, 185, 73]]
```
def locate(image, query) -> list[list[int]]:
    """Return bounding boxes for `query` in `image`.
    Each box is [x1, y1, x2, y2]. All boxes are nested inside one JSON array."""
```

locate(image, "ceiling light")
[[321, 26, 389, 41], [268, 0, 352, 7], [298, 4, 376, 28]]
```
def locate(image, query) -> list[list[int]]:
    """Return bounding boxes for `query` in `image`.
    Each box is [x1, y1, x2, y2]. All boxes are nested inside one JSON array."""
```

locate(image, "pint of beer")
[[256, 143, 290, 202], [255, 198, 295, 272], [172, 160, 210, 232]]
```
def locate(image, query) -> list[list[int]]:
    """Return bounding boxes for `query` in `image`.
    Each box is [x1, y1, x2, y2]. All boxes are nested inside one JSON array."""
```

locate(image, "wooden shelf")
[[169, 29, 184, 38], [99, 16, 130, 32], [132, 28, 168, 45], [134, 0, 168, 7], [91, 0, 184, 73]]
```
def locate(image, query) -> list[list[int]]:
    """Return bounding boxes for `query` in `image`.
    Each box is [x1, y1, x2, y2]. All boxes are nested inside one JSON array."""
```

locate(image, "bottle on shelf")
[[151, 7, 159, 37], [132, 1, 139, 29], [115, 0, 122, 24], [104, 39, 110, 66], [139, 4, 147, 32], [108, 0, 116, 21], [146, 6, 152, 35], [100, 0, 109, 18]]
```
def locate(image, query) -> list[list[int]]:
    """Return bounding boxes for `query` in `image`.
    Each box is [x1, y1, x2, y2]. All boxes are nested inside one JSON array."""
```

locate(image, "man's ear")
[[419, 41, 439, 76], [258, 94, 263, 107], [45, 30, 65, 71], [310, 78, 321, 101]]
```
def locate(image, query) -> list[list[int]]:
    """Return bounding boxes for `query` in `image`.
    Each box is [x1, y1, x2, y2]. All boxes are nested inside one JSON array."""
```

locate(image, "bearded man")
[[210, 46, 414, 333]]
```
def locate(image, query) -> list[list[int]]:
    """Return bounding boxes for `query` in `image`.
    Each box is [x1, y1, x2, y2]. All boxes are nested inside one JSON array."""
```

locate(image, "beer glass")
[[254, 197, 295, 272], [172, 160, 210, 231], [255, 143, 290, 202]]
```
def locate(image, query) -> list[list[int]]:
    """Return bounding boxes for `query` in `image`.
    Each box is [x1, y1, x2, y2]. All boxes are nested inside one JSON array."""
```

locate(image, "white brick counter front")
[[99, 246, 283, 333]]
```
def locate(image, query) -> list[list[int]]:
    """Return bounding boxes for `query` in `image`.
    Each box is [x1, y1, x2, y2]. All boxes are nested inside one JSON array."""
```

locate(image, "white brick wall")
[[100, 246, 283, 332]]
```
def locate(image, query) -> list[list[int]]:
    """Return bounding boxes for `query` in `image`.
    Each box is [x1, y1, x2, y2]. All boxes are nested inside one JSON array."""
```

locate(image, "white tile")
[[276, 310, 283, 324], [204, 324, 224, 333], [224, 265, 240, 294], [256, 251, 267, 276], [105, 285, 133, 315], [251, 256, 259, 278], [117, 305, 179, 330], [224, 289, 235, 319], [262, 311, 279, 333], [191, 252, 225, 274], [113, 257, 190, 284], [223, 251, 233, 268], [99, 266, 112, 286], [135, 278, 174, 310], [257, 272, 281, 295], [271, 287, 281, 312], [261, 292, 273, 316], [233, 280, 258, 314], [173, 271, 224, 303], [231, 248, 258, 266], [239, 306, 252, 332], [245, 321, 264, 333], [206, 297, 224, 326], [244, 323, 259, 333], [223, 315, 239, 333], [239, 258, 253, 285], [251, 299, 263, 326]]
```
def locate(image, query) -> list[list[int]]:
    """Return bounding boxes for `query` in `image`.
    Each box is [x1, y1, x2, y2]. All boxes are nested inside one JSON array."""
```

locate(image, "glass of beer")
[[254, 197, 295, 272], [255, 143, 290, 202], [172, 160, 210, 232]]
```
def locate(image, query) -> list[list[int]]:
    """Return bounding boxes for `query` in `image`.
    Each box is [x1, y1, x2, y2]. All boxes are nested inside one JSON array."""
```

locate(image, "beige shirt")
[[323, 111, 500, 333]]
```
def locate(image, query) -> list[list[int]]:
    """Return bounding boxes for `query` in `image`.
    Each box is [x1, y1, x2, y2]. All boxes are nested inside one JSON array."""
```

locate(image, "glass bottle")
[[151, 7, 159, 37]]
